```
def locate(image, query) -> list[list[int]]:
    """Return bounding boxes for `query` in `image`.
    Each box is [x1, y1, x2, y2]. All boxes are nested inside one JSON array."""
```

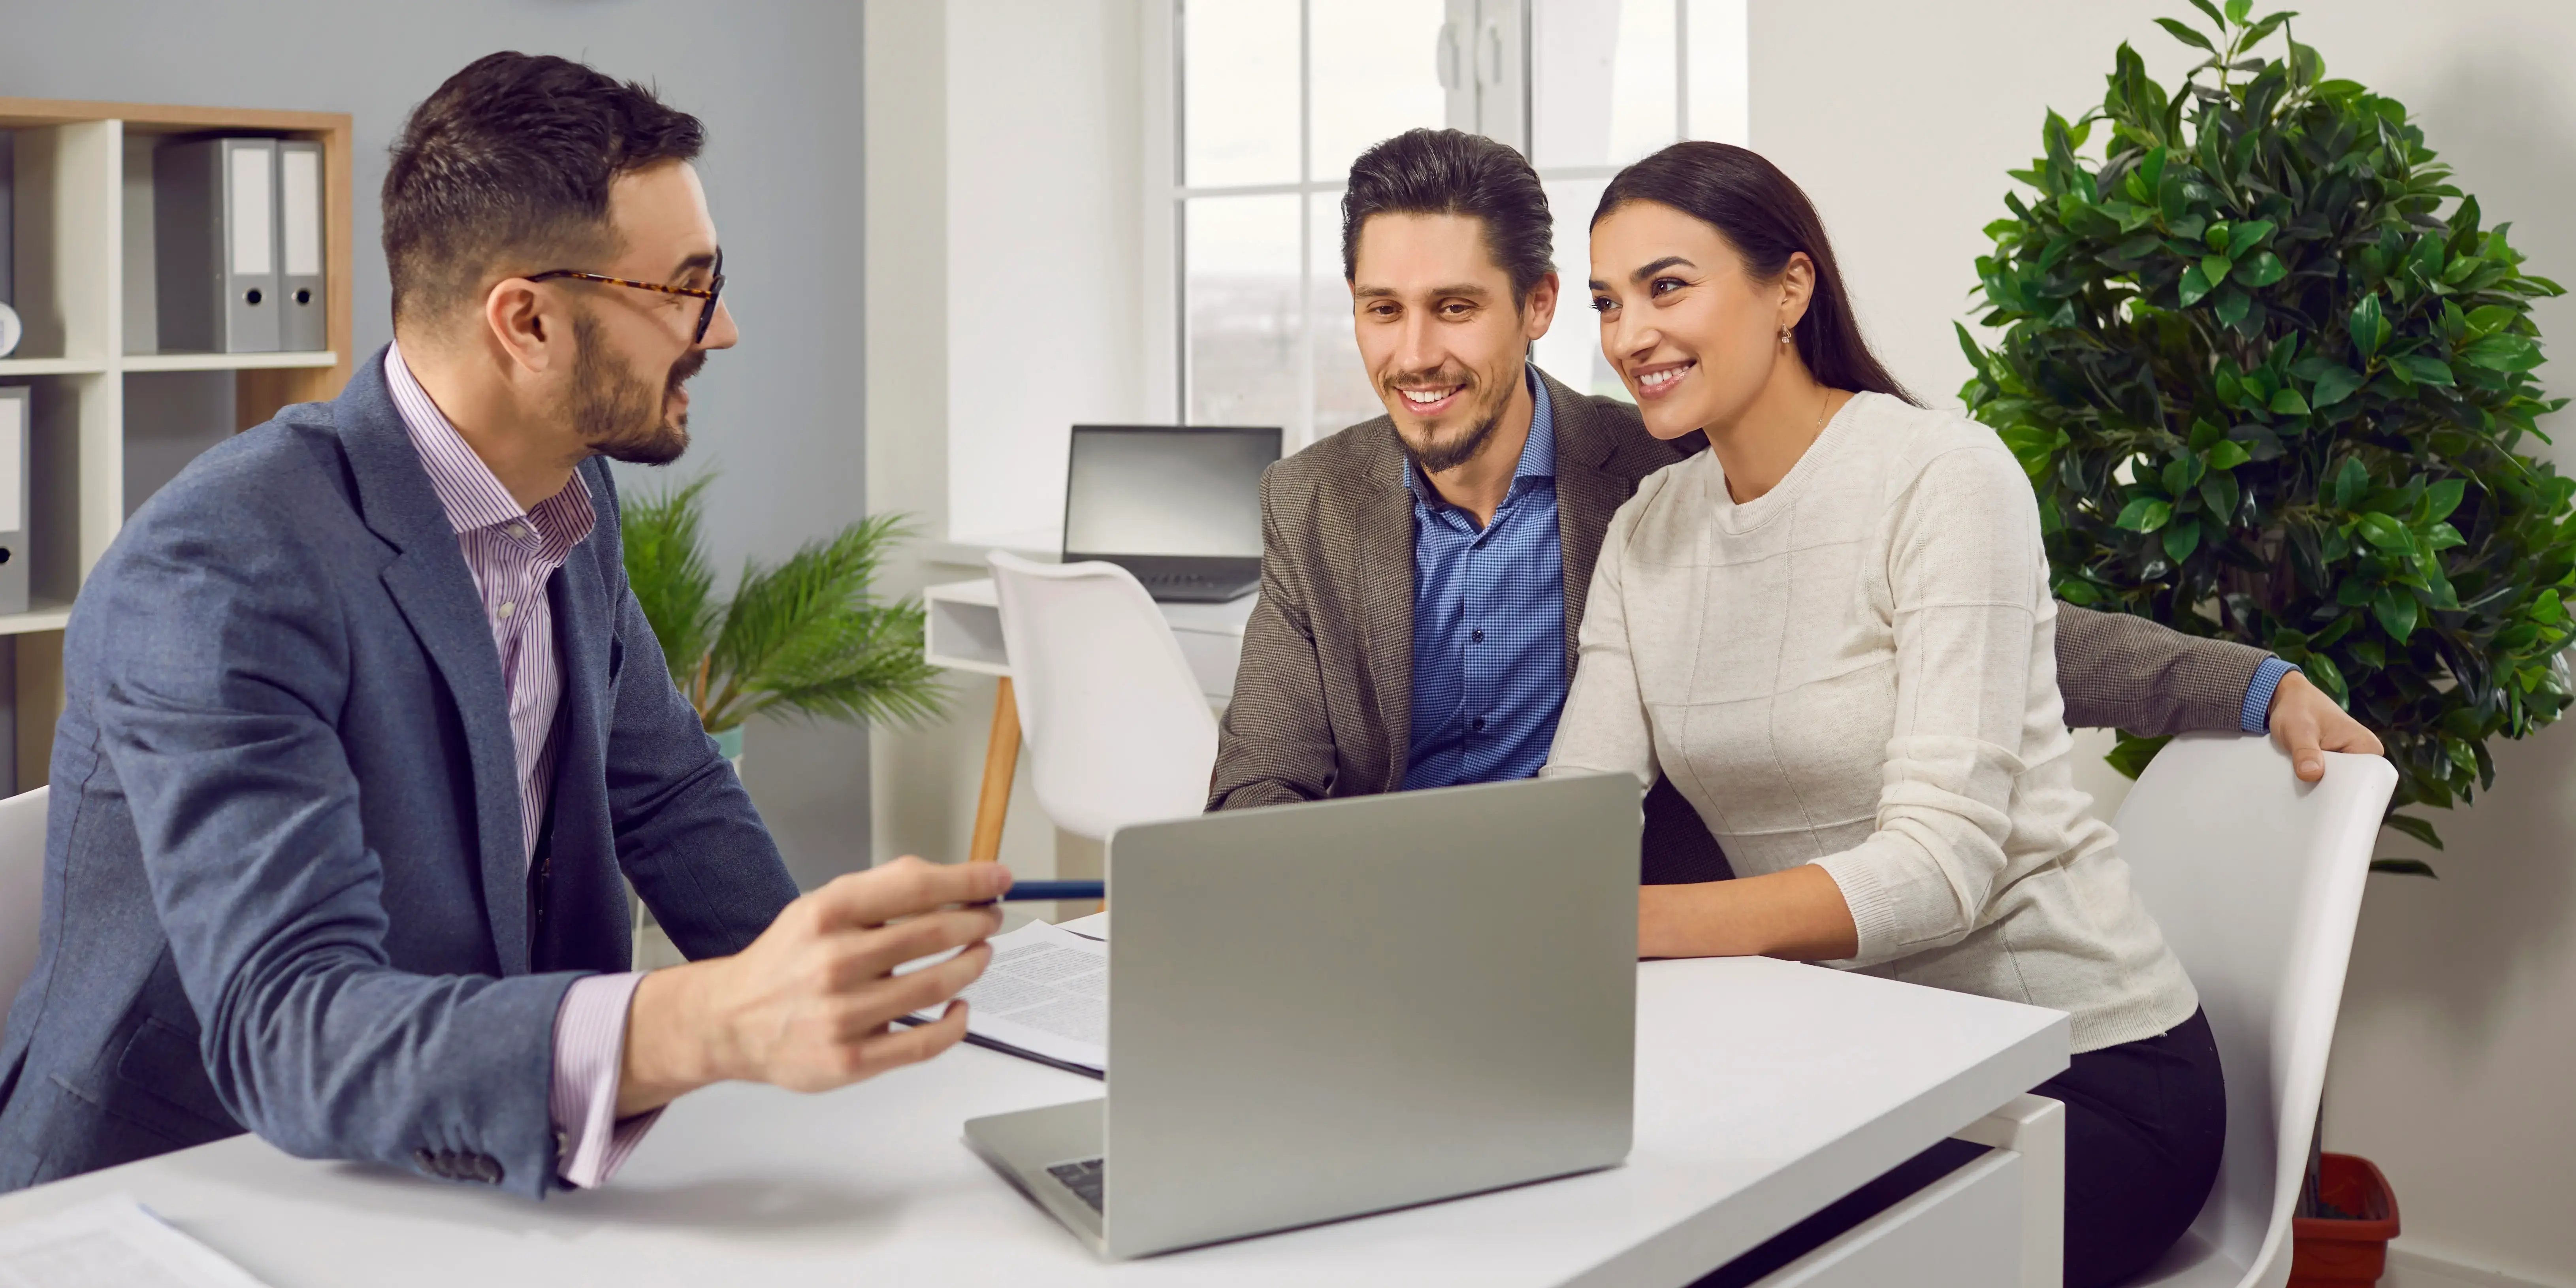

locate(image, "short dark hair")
[[1341, 128, 1554, 307], [1595, 143, 1915, 403], [382, 51, 705, 327]]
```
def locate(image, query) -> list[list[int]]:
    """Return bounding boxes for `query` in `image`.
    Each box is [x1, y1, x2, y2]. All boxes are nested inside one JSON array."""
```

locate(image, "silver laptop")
[[1061, 424, 1280, 603], [964, 773, 1640, 1258]]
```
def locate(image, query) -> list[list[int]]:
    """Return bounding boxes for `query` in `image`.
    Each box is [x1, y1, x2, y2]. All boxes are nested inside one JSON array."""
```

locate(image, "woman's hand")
[[1639, 865, 1860, 961]]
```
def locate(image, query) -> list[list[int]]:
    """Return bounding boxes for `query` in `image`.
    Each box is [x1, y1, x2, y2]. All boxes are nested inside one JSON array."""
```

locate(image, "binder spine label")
[[228, 146, 273, 277]]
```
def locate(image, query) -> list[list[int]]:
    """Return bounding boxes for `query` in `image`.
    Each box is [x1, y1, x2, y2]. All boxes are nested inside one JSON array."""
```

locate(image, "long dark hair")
[[1593, 142, 1915, 405]]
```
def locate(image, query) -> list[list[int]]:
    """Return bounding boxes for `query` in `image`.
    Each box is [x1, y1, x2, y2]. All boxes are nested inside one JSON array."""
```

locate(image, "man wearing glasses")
[[0, 53, 1009, 1196]]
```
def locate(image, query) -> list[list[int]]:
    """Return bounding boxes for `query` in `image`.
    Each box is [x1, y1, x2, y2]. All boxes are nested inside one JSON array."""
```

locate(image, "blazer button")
[[472, 1154, 503, 1185], [412, 1147, 439, 1176]]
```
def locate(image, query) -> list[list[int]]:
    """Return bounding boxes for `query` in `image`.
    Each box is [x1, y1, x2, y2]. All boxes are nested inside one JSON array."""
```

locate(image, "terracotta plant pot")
[[2289, 1153, 2400, 1286]]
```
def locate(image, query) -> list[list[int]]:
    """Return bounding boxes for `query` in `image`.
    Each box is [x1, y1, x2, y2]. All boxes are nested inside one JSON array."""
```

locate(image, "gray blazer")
[[0, 350, 799, 1196], [1209, 369, 2271, 878]]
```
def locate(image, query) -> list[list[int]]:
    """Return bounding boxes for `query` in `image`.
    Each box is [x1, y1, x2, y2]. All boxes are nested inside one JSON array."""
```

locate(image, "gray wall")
[[0, 0, 877, 889]]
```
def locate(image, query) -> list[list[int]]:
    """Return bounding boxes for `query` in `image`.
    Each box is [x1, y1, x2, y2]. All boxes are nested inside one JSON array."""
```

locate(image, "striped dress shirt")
[[385, 345, 652, 1189]]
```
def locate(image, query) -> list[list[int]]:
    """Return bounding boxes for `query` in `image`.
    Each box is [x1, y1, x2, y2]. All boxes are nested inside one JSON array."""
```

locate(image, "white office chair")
[[0, 786, 52, 1010], [2117, 733, 2397, 1288], [988, 552, 1220, 840]]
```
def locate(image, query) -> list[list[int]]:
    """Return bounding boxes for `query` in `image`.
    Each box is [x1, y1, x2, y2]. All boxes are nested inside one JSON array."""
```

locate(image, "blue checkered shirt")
[[1401, 367, 1567, 790]]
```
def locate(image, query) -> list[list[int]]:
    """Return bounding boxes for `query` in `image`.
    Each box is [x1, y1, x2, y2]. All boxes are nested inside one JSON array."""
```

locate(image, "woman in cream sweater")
[[1546, 141, 2222, 1287]]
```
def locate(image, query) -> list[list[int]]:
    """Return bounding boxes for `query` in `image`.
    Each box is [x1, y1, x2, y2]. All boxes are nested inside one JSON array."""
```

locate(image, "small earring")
[[1778, 324, 1793, 345]]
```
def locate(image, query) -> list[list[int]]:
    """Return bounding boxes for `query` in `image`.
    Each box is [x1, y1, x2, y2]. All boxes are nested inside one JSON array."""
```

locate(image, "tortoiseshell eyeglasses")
[[527, 250, 725, 344]]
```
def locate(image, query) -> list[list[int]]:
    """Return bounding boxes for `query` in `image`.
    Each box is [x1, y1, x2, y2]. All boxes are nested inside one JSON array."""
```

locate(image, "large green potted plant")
[[619, 476, 947, 764], [1958, 4, 2576, 1271], [1958, 0, 2576, 872]]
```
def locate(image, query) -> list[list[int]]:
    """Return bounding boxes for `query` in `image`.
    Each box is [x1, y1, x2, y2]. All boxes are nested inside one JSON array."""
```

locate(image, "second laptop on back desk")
[[1062, 424, 1279, 603]]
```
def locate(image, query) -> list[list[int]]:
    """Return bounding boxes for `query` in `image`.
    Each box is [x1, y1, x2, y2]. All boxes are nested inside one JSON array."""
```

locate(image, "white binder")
[[276, 140, 326, 352], [154, 137, 282, 353]]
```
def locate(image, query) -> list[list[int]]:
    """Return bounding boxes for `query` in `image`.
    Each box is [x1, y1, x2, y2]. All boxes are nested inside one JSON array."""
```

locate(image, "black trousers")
[[2045, 1006, 2228, 1288], [1693, 1008, 2226, 1288]]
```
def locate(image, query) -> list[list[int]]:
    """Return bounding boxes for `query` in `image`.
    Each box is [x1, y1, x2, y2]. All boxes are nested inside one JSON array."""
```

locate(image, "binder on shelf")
[[276, 140, 326, 352], [0, 386, 28, 616], [1, 129, 15, 307], [154, 137, 281, 354]]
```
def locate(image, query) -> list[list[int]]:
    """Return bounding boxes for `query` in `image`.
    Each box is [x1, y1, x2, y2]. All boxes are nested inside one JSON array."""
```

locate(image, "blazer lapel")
[[1353, 425, 1417, 792], [335, 350, 533, 974], [1547, 373, 1629, 680]]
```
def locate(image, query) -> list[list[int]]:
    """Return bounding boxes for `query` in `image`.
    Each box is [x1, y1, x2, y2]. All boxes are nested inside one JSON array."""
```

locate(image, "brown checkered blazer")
[[1208, 369, 2271, 882]]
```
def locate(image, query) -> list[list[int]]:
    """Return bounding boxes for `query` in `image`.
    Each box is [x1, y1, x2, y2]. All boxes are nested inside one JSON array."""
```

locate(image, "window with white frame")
[[1173, 0, 1749, 450]]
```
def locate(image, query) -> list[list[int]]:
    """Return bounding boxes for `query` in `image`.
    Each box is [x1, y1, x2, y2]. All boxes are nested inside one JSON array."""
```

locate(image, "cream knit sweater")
[[1545, 393, 2197, 1053]]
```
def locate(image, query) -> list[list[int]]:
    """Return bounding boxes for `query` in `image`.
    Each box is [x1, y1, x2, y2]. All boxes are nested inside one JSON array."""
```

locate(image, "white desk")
[[0, 957, 2067, 1287], [923, 576, 1256, 699], [922, 577, 1256, 862]]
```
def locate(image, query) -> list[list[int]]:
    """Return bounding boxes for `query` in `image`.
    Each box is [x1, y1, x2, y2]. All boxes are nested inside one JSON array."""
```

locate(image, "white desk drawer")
[[1171, 623, 1242, 700], [924, 593, 1011, 675], [1759, 1148, 2025, 1287]]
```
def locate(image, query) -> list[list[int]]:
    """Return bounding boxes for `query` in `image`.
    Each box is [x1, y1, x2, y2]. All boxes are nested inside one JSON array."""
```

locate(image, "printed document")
[[910, 918, 1107, 1073], [0, 1194, 269, 1288]]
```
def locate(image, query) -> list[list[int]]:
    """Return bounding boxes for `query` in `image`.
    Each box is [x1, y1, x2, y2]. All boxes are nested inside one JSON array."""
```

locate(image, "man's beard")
[[570, 311, 704, 466], [1391, 367, 1516, 475]]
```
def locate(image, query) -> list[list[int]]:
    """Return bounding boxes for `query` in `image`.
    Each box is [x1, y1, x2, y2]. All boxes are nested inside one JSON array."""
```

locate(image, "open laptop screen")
[[1062, 426, 1280, 559]]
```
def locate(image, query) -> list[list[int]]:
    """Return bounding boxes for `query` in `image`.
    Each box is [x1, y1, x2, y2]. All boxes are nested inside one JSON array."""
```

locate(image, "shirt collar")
[[383, 343, 597, 551], [1404, 363, 1556, 508]]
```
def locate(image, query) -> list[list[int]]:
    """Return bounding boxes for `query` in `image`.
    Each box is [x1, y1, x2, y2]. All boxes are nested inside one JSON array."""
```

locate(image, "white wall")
[[1746, 2, 2576, 1281], [868, 1, 1107, 893], [942, 0, 1151, 548]]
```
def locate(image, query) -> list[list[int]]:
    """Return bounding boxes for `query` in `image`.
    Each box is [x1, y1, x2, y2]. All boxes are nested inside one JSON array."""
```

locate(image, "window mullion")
[[1173, 0, 1190, 422], [1673, 0, 1690, 142], [1296, 0, 1316, 450]]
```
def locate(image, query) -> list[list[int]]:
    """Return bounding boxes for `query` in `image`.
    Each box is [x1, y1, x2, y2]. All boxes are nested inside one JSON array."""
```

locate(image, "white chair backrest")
[[988, 553, 1220, 840], [0, 786, 52, 1010], [2114, 734, 2395, 1288]]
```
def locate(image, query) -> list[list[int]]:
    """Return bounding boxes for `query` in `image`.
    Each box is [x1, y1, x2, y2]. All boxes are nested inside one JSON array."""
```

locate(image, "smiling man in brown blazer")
[[1207, 129, 2380, 881]]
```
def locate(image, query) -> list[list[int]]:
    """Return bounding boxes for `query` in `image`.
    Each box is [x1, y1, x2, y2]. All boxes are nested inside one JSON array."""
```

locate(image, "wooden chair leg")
[[968, 677, 1021, 864]]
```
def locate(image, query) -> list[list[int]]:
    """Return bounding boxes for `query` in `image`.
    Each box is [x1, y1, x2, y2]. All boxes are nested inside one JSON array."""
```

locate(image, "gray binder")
[[155, 137, 281, 353], [0, 386, 28, 616], [276, 140, 326, 352]]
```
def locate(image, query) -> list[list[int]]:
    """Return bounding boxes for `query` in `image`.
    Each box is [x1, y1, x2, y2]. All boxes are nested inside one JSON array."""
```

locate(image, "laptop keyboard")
[[1046, 1157, 1106, 1213]]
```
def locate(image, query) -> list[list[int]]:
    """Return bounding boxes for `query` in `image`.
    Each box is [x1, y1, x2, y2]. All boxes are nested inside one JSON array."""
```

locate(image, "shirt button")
[[497, 601, 516, 620], [1471, 717, 1488, 733], [1471, 628, 1486, 643], [507, 524, 531, 540]]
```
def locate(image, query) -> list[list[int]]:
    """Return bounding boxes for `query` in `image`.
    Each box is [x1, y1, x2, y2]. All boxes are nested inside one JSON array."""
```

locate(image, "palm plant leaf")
[[620, 475, 721, 691], [703, 514, 948, 731], [736, 597, 947, 727]]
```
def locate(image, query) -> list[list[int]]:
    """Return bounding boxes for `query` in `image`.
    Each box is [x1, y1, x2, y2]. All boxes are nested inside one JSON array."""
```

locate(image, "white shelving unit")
[[0, 358, 108, 377], [120, 351, 341, 373], [2, 98, 353, 787]]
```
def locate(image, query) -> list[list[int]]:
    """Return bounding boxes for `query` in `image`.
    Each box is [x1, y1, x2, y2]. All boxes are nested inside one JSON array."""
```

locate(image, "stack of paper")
[[0, 1194, 268, 1288], [911, 917, 1108, 1075]]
